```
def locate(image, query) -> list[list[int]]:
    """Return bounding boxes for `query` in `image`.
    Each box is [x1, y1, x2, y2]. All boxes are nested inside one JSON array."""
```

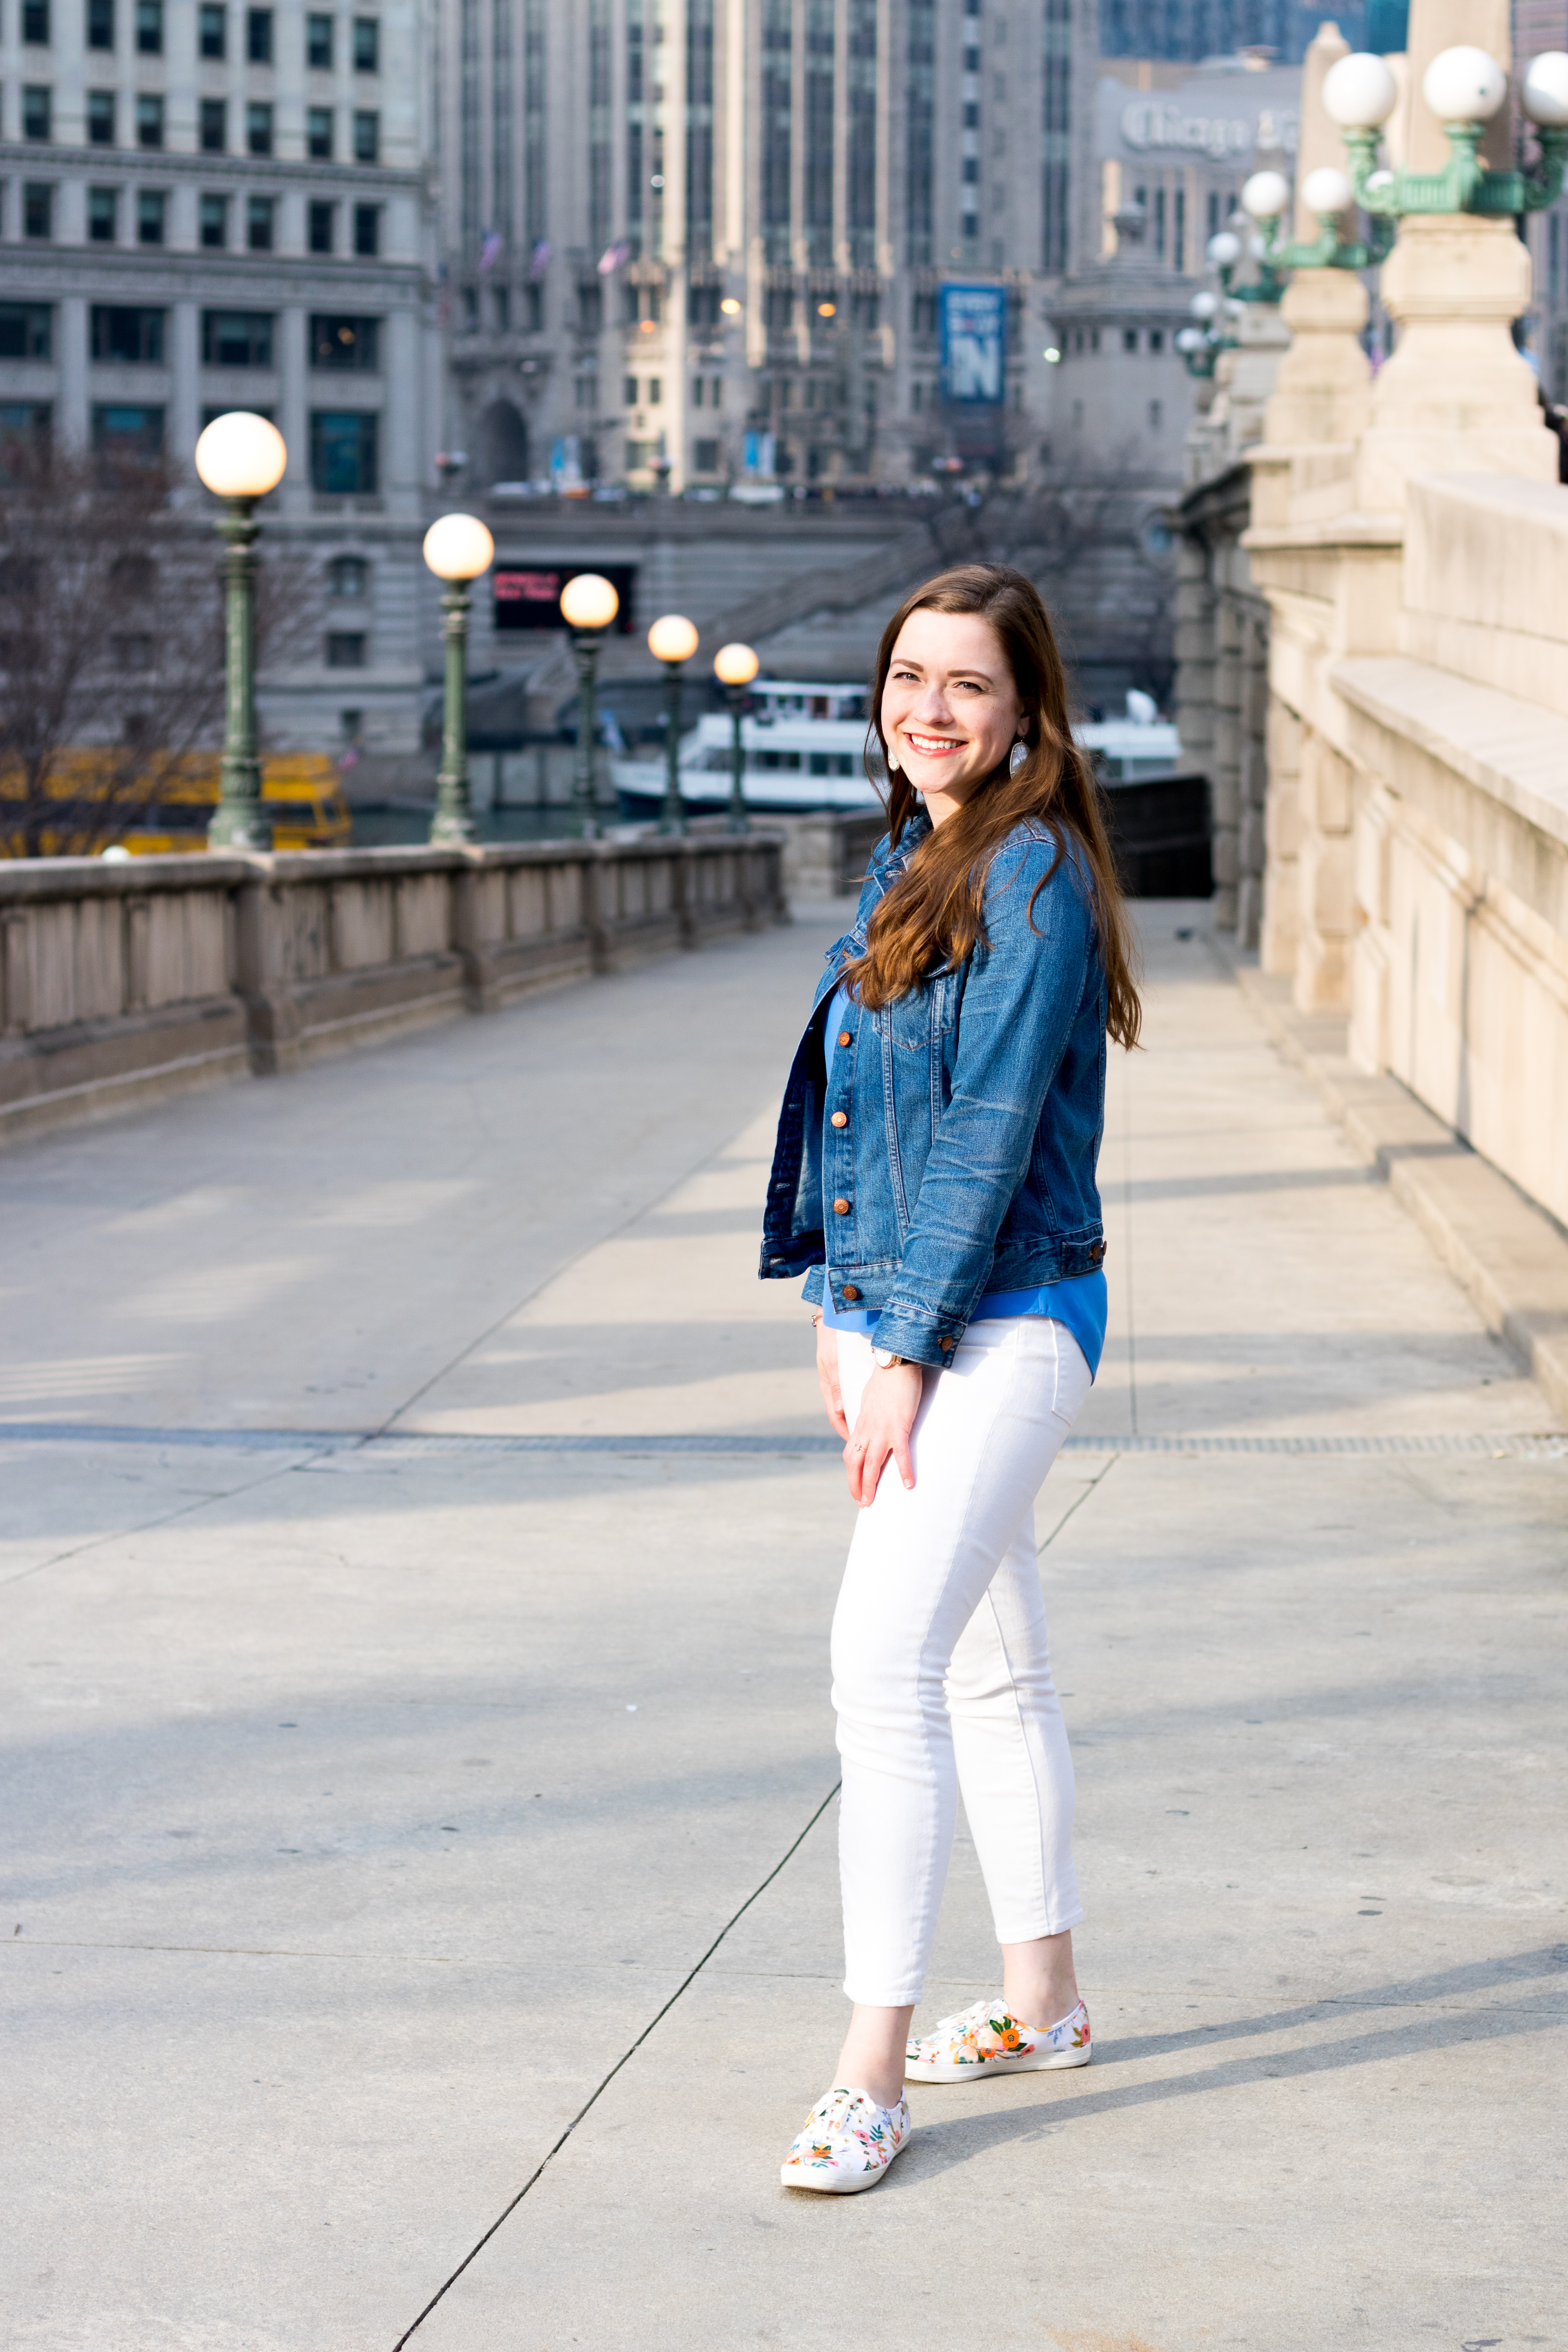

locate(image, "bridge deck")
[[2, 904, 1563, 2351]]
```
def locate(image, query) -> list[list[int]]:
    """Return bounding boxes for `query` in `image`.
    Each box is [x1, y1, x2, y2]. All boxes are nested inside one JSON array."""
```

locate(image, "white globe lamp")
[[1303, 165, 1355, 216], [422, 512, 495, 583], [195, 411, 287, 500], [559, 572, 620, 632], [1422, 46, 1507, 124], [1206, 230, 1241, 269], [1241, 171, 1290, 221], [1321, 51, 1399, 129], [648, 613, 700, 665], [1522, 51, 1568, 127]]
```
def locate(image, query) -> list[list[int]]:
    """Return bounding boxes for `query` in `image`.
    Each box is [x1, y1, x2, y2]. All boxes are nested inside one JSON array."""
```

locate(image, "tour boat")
[[611, 679, 1182, 820]]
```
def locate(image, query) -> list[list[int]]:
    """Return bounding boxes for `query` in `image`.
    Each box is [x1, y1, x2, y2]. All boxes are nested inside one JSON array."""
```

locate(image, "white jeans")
[[830, 1315, 1091, 2007]]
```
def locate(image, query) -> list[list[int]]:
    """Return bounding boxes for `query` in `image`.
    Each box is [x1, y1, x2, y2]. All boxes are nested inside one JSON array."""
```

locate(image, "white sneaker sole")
[[780, 2131, 911, 2194], [904, 2043, 1092, 2084]]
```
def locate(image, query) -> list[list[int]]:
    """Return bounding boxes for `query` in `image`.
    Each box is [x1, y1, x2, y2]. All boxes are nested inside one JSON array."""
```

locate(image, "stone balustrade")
[[0, 833, 787, 1144]]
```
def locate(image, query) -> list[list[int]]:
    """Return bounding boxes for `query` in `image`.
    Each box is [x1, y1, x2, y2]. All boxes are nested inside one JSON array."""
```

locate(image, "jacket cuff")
[[801, 1265, 825, 1308], [864, 1306, 964, 1371]]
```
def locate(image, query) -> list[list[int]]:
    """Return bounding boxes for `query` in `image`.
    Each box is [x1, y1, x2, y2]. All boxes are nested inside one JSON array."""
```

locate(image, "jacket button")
[[833, 1198, 850, 1215], [837, 1030, 852, 1047], [830, 1111, 848, 1128], [842, 1285, 860, 1301], [938, 1336, 956, 1352], [1091, 1241, 1105, 1261]]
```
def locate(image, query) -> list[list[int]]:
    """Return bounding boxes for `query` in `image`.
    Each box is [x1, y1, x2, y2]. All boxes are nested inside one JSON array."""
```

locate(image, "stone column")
[[1259, 691, 1301, 978], [1235, 607, 1270, 951], [1210, 597, 1243, 931]]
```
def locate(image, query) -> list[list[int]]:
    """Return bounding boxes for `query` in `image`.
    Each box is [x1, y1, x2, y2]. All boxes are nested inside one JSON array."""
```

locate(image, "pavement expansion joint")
[[1, 1421, 1564, 1458]]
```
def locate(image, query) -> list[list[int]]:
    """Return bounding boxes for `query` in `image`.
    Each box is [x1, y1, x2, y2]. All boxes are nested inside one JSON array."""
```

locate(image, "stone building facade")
[[0, 0, 443, 759]]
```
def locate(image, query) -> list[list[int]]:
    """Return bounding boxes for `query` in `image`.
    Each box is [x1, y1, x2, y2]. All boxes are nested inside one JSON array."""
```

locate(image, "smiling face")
[[879, 607, 1027, 828]]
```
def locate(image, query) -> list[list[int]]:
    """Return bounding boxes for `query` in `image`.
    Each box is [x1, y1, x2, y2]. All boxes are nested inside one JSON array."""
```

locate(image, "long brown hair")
[[840, 564, 1141, 1051]]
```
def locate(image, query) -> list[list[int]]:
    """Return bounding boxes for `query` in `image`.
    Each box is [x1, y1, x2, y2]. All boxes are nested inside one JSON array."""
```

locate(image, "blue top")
[[815, 985, 1107, 1379]]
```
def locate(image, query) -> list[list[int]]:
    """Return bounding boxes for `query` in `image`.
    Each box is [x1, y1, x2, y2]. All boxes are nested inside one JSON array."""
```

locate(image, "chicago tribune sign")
[[1119, 99, 1298, 160]]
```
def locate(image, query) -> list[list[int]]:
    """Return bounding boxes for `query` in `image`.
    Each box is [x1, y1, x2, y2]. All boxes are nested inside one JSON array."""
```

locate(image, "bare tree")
[[0, 448, 312, 857]]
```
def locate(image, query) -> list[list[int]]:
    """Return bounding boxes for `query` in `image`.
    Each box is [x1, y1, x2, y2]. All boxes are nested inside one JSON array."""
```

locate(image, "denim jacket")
[[759, 808, 1107, 1370]]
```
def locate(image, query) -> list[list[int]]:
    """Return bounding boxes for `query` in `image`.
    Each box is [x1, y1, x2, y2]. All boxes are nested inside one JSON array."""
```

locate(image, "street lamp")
[[1240, 162, 1394, 276], [713, 641, 759, 833], [1323, 44, 1568, 220], [559, 570, 620, 837], [194, 410, 288, 850], [648, 612, 699, 835], [422, 511, 495, 846], [1178, 287, 1233, 379]]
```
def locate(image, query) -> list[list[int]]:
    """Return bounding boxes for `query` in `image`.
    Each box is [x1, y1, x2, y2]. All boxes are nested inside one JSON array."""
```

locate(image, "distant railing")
[[0, 833, 787, 1143]]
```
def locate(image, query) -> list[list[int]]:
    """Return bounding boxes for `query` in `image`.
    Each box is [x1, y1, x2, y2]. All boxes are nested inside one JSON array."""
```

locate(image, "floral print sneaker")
[[904, 1996, 1091, 2083], [779, 2085, 912, 2194]]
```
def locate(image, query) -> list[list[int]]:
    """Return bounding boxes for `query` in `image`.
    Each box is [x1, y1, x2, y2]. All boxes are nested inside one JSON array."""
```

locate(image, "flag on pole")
[[479, 230, 503, 274], [596, 240, 630, 276], [530, 239, 552, 277]]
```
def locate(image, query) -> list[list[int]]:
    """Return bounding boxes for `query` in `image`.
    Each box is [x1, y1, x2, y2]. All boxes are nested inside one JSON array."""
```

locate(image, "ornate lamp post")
[[1176, 288, 1233, 379], [1323, 44, 1568, 220], [421, 512, 495, 846], [647, 612, 699, 835], [1241, 162, 1394, 274], [194, 411, 288, 851], [559, 571, 621, 838], [712, 641, 759, 833]]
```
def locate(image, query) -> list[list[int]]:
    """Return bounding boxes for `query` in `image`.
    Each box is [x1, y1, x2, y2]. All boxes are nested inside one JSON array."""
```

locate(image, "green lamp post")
[[559, 570, 621, 839], [1240, 162, 1396, 275], [648, 612, 699, 836], [195, 410, 289, 851], [422, 511, 495, 846], [713, 640, 760, 833], [1322, 44, 1568, 219]]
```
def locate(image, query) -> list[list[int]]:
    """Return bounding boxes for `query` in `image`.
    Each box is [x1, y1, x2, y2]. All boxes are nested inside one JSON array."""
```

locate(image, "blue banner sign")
[[939, 283, 1006, 404]]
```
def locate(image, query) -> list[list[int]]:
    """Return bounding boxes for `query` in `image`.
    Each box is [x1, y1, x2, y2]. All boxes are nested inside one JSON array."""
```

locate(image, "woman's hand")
[[844, 1362, 924, 1507], [815, 1319, 848, 1439]]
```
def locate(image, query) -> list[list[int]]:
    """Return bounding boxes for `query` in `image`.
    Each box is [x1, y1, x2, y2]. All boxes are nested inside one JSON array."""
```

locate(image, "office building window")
[[310, 411, 378, 495], [353, 203, 379, 256], [247, 7, 272, 63], [91, 304, 165, 361], [136, 92, 163, 147], [326, 632, 367, 667], [353, 16, 378, 70], [200, 98, 226, 151], [136, 188, 165, 244], [199, 3, 225, 56], [1150, 327, 1164, 353], [352, 110, 379, 163], [87, 89, 114, 143], [136, 0, 162, 53], [307, 10, 332, 66], [307, 107, 333, 159], [247, 196, 274, 250], [23, 184, 55, 237], [0, 402, 53, 462], [623, 376, 637, 406], [247, 102, 273, 155], [328, 555, 367, 597], [647, 377, 662, 404], [24, 0, 52, 40], [308, 200, 334, 254], [0, 303, 53, 358], [92, 403, 163, 459], [693, 438, 720, 474], [200, 192, 228, 247], [202, 309, 273, 366], [23, 87, 53, 140], [87, 0, 114, 49], [88, 186, 119, 241], [310, 314, 380, 371]]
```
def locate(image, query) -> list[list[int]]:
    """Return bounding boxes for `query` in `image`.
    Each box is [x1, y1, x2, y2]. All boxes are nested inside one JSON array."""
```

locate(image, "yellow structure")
[[1, 754, 351, 859]]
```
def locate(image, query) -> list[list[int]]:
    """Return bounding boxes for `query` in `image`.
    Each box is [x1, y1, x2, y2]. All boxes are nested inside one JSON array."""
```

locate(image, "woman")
[[759, 563, 1141, 2193]]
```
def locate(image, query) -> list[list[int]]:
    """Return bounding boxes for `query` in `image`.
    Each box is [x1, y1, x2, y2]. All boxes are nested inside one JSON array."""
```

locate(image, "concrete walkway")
[[2, 906, 1563, 2352]]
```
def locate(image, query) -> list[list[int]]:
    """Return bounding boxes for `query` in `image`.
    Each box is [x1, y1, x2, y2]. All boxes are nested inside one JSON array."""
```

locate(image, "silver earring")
[[886, 745, 900, 773], [1009, 737, 1028, 777]]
